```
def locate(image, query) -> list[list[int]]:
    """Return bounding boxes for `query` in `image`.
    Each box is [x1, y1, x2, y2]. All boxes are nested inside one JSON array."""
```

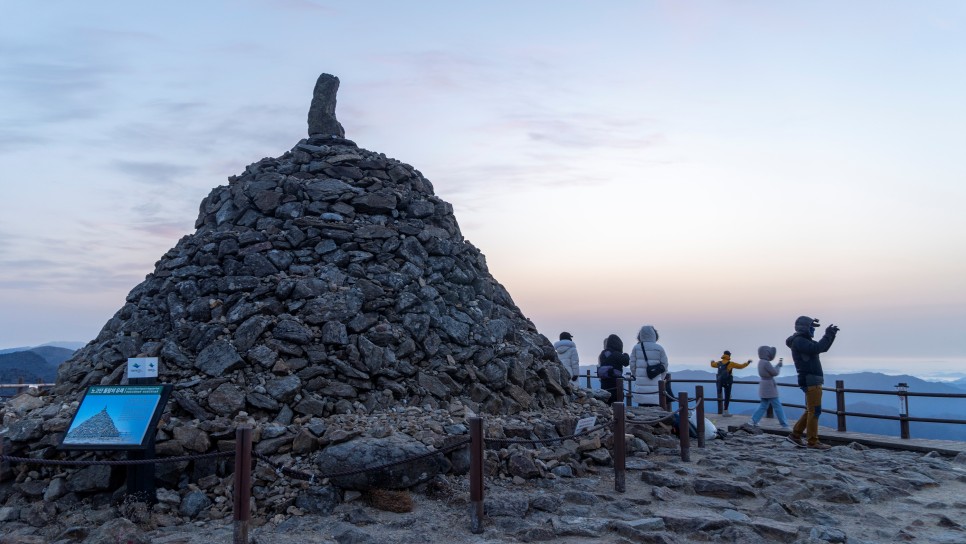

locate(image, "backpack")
[[596, 364, 619, 380], [671, 412, 699, 438], [689, 411, 719, 440], [716, 362, 733, 384]]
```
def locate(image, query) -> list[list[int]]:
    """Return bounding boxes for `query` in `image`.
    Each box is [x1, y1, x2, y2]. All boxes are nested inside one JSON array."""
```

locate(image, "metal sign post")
[[127, 357, 160, 503]]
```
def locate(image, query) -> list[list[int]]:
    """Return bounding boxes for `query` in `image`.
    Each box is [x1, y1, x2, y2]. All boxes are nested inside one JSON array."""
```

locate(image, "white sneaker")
[[722, 410, 732, 417], [750, 421, 759, 427]]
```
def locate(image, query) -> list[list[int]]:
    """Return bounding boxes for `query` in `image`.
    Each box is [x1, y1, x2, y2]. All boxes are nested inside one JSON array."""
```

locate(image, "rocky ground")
[[3, 417, 965, 544]]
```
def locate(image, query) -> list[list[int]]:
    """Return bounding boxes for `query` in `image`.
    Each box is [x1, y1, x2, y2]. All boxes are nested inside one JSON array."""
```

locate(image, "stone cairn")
[[0, 74, 628, 521], [53, 74, 571, 415]]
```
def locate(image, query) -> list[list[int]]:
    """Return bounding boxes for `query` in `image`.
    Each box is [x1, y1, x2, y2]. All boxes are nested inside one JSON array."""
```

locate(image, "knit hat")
[[559, 332, 573, 340]]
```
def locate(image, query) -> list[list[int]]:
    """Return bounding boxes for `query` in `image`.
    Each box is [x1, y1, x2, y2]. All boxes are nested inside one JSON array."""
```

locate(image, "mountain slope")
[[0, 351, 51, 387], [27, 346, 75, 367]]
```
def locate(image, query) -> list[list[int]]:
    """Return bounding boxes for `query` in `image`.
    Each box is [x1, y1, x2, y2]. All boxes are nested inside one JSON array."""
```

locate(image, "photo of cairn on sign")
[[61, 385, 172, 450]]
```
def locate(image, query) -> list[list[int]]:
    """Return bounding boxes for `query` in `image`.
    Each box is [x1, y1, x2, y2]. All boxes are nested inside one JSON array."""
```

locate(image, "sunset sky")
[[1, 1, 964, 375]]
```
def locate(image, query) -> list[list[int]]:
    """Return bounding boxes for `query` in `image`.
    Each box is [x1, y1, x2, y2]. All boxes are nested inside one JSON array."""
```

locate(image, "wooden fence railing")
[[671, 378, 966, 440], [579, 370, 966, 440]]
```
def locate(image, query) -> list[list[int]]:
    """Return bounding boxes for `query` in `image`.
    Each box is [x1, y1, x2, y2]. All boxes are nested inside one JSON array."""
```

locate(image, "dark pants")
[[716, 379, 733, 410], [602, 378, 624, 406]]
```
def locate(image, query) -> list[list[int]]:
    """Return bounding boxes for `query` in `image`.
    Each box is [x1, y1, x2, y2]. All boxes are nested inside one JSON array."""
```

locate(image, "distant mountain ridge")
[[0, 345, 77, 385], [0, 341, 85, 355]]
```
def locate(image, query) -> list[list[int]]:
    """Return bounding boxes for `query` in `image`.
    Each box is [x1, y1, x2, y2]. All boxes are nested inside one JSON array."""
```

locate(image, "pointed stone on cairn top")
[[307, 73, 346, 138]]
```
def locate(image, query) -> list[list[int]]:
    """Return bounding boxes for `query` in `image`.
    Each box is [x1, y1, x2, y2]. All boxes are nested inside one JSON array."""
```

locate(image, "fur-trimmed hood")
[[637, 325, 658, 343]]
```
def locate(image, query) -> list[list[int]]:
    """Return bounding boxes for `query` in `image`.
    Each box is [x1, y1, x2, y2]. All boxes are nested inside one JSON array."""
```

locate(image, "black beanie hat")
[[560, 332, 573, 340], [723, 350, 731, 356]]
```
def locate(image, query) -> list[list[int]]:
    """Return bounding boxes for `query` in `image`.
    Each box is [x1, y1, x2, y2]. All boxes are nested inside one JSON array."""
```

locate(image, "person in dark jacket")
[[598, 334, 630, 405], [785, 316, 839, 450]]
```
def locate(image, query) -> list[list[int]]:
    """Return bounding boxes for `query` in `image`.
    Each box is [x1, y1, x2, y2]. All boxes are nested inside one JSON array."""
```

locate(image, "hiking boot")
[[807, 442, 832, 451], [786, 435, 806, 448]]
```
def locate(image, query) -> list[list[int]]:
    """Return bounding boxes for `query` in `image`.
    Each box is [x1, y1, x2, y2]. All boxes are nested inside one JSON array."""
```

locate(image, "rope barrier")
[[253, 438, 471, 482], [0, 451, 233, 467], [483, 423, 609, 447], [625, 412, 675, 425], [0, 415, 626, 485]]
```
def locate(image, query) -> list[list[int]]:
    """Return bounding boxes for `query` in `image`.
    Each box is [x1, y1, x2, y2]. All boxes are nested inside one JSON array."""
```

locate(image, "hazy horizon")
[[1, 2, 964, 370], [4, 339, 964, 382]]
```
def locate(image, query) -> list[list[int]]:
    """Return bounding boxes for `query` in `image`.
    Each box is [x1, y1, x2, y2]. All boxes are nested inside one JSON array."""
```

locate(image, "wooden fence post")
[[469, 417, 484, 534], [613, 402, 625, 493], [836, 380, 847, 432], [233, 426, 252, 544], [658, 380, 667, 411], [585, 370, 591, 389], [695, 386, 705, 448], [678, 392, 690, 462]]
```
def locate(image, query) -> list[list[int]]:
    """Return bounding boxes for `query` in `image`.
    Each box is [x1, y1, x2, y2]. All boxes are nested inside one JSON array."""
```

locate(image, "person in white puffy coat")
[[553, 332, 580, 382], [629, 325, 669, 406]]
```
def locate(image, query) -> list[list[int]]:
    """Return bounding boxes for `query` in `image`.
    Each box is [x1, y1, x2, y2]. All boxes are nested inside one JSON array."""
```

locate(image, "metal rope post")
[[126, 373, 159, 504], [897, 383, 911, 439], [233, 426, 252, 544], [695, 386, 706, 449], [613, 402, 625, 493], [678, 392, 690, 462], [469, 417, 484, 534]]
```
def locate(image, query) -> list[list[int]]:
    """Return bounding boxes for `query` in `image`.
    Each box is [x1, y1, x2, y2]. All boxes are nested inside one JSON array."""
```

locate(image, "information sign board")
[[60, 384, 172, 450], [573, 416, 597, 436]]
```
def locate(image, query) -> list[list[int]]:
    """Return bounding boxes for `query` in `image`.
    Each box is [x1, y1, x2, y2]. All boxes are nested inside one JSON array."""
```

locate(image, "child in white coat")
[[750, 345, 789, 428]]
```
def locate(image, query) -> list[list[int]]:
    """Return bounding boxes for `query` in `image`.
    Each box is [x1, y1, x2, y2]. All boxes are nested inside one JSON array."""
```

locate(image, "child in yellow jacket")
[[711, 351, 752, 416]]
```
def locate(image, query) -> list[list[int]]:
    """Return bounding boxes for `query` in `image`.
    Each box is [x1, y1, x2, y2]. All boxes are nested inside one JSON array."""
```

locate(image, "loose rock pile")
[[0, 73, 580, 520], [0, 385, 652, 532], [3, 414, 965, 543]]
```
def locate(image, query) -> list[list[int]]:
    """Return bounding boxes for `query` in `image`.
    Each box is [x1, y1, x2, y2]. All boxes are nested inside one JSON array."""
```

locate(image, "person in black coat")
[[598, 334, 630, 405], [786, 315, 839, 450]]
